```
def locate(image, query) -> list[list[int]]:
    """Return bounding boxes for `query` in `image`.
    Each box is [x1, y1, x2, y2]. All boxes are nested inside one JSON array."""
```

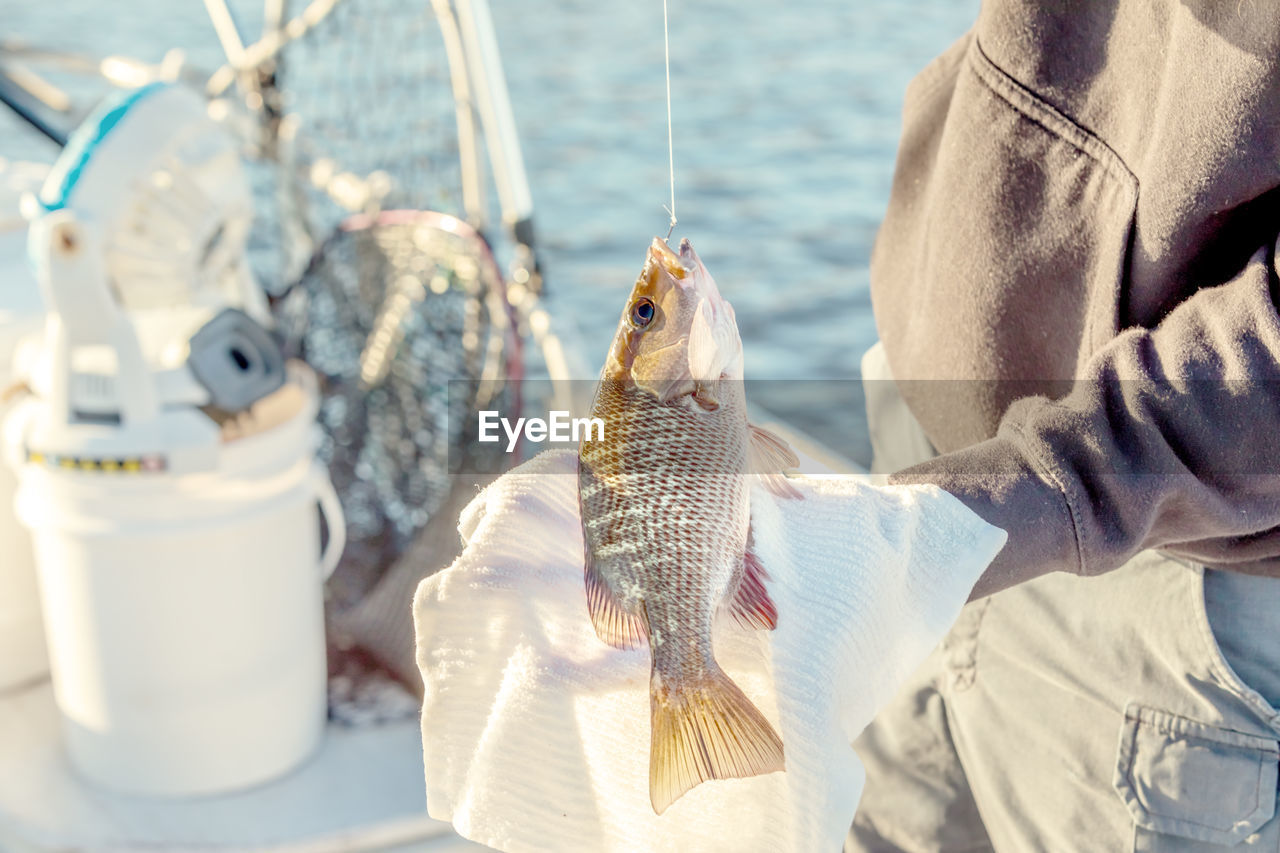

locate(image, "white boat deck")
[[0, 679, 488, 852]]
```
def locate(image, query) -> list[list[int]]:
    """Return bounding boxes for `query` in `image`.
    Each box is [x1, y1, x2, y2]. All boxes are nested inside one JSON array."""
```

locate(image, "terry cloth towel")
[[413, 449, 1005, 853]]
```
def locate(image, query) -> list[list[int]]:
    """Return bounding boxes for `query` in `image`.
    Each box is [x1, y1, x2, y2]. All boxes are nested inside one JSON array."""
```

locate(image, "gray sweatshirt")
[[876, 2, 1280, 595]]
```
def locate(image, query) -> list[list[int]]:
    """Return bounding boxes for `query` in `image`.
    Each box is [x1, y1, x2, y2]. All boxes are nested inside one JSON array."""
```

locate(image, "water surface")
[[3, 0, 977, 462]]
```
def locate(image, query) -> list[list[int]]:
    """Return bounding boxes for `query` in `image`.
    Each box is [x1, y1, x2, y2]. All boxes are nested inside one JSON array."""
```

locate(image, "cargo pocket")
[[1114, 704, 1279, 850]]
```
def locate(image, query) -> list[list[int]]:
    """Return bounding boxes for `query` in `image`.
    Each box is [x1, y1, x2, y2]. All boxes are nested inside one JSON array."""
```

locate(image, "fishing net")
[[230, 0, 526, 707], [278, 210, 518, 611], [240, 0, 473, 293]]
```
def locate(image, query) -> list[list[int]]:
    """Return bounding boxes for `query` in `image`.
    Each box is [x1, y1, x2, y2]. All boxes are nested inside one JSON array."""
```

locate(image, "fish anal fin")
[[585, 557, 647, 650], [649, 666, 785, 814], [729, 547, 778, 631]]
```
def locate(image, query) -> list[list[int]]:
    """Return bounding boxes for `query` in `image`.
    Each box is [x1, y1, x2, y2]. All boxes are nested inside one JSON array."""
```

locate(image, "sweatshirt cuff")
[[887, 419, 1084, 597]]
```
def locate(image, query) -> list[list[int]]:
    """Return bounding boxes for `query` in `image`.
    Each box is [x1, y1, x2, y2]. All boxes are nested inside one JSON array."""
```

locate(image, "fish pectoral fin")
[[748, 424, 803, 499], [585, 557, 648, 650], [692, 381, 720, 411], [649, 665, 785, 815], [728, 545, 778, 631], [688, 297, 744, 382], [687, 299, 721, 381]]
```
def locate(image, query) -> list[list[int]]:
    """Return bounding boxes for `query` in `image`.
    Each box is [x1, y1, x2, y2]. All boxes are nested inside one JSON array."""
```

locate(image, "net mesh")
[[279, 214, 516, 610], [239, 0, 521, 702], [243, 0, 475, 293]]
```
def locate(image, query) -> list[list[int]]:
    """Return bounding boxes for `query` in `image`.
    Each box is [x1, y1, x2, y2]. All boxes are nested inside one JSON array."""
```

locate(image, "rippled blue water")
[[3, 0, 976, 459], [492, 2, 976, 373]]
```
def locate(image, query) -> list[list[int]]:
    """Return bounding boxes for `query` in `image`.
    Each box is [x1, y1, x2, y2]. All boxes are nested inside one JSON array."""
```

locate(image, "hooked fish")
[[578, 237, 800, 814]]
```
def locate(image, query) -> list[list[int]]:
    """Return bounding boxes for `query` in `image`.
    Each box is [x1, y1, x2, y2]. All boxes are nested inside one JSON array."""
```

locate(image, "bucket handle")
[[310, 463, 346, 581]]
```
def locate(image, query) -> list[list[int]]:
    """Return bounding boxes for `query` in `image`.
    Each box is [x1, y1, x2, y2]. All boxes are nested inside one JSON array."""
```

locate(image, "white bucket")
[[0, 408, 46, 692], [10, 376, 344, 797], [0, 159, 51, 692], [1, 318, 47, 693]]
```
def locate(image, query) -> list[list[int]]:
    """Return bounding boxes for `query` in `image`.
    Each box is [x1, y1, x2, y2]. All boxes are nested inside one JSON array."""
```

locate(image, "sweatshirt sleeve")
[[891, 240, 1280, 598]]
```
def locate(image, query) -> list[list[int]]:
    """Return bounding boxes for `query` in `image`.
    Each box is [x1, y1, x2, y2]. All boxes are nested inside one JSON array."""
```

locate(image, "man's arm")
[[893, 240, 1280, 599]]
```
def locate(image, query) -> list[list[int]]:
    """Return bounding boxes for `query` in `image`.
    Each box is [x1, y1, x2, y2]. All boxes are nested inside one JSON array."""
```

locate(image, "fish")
[[577, 236, 801, 815]]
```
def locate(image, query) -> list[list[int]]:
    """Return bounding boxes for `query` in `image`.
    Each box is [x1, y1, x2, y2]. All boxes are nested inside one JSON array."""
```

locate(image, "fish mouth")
[[647, 236, 690, 282]]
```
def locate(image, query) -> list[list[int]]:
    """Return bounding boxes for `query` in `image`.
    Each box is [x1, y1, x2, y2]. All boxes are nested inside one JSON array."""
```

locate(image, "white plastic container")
[[0, 158, 51, 691], [0, 350, 46, 692], [6, 373, 344, 796]]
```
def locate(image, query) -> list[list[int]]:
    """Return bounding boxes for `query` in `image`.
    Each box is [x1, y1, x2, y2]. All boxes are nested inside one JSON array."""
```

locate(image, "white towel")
[[414, 449, 1005, 853]]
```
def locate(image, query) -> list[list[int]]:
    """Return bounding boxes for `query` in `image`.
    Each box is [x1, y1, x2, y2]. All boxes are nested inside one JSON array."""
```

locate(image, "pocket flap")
[[1115, 704, 1279, 845]]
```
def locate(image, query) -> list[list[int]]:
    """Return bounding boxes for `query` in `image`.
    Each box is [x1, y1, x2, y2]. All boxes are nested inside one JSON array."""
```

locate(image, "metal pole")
[[0, 74, 67, 146]]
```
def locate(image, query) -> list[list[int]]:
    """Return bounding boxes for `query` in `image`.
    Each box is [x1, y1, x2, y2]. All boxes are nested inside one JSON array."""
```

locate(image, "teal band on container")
[[38, 81, 169, 212]]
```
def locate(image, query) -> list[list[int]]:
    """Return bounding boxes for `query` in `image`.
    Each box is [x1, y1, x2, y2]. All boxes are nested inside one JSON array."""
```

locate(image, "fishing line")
[[662, 0, 677, 239]]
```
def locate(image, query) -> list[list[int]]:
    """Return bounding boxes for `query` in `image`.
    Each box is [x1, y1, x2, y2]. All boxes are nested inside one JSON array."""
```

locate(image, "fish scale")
[[583, 381, 746, 605], [578, 237, 798, 815]]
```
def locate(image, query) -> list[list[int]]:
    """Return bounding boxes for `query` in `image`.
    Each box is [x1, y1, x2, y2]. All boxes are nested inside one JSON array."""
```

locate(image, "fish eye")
[[629, 297, 656, 328]]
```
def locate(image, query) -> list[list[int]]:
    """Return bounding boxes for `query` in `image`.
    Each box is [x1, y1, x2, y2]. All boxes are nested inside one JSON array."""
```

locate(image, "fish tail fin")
[[648, 666, 784, 814]]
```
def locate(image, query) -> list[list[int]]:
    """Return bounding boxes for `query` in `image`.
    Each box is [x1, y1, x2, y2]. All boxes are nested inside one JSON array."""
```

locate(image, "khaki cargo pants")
[[849, 343, 1280, 851]]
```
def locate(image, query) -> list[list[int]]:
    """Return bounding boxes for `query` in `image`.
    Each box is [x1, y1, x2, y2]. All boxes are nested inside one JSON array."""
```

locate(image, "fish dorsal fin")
[[728, 544, 778, 631], [749, 424, 803, 499], [585, 555, 648, 650], [748, 424, 799, 472]]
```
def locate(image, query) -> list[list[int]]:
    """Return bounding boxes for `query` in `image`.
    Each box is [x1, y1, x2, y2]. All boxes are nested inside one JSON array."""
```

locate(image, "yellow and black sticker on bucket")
[[26, 450, 168, 474]]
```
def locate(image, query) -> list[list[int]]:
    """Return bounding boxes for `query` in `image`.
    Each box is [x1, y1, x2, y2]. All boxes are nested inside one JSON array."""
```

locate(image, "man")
[[847, 1, 1280, 849]]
